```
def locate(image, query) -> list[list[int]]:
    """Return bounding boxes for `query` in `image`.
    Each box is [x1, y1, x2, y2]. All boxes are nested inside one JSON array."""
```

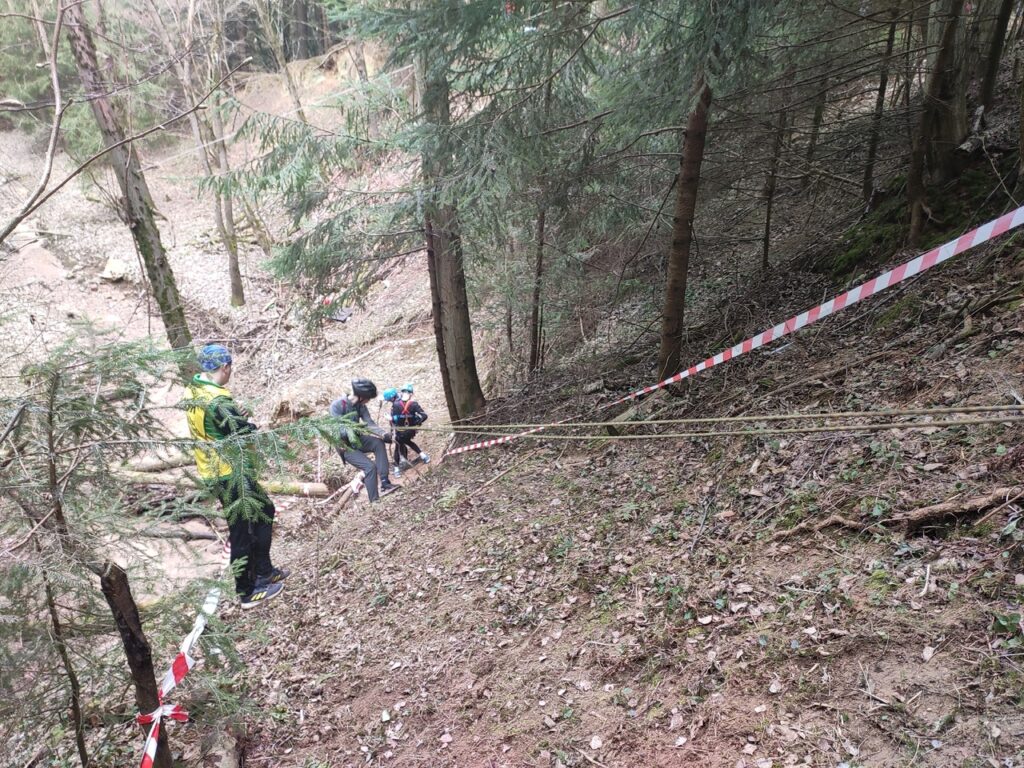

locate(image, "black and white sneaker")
[[379, 479, 400, 496]]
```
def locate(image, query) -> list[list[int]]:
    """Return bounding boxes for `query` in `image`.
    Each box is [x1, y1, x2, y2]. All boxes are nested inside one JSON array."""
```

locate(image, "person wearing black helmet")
[[328, 378, 398, 502]]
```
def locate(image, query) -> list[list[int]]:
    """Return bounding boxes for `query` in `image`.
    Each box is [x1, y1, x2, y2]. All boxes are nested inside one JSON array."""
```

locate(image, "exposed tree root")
[[769, 513, 864, 541], [894, 486, 1022, 533]]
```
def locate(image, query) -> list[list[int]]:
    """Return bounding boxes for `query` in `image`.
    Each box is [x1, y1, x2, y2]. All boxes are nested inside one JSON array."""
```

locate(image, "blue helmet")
[[400, 382, 414, 394], [197, 344, 232, 372], [382, 387, 399, 402]]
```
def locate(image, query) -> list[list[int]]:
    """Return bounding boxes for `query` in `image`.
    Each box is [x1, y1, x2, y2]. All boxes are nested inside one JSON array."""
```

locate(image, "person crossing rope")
[[329, 378, 398, 502], [185, 344, 289, 608], [390, 382, 429, 478]]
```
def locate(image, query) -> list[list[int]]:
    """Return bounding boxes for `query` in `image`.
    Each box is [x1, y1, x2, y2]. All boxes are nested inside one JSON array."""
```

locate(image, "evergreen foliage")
[[0, 334, 349, 764]]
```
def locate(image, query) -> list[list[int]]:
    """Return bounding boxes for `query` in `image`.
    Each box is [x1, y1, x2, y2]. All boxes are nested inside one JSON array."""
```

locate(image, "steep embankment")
[[225, 220, 1024, 768]]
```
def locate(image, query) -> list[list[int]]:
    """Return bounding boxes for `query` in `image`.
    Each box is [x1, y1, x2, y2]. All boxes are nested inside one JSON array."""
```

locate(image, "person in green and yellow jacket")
[[185, 344, 288, 608]]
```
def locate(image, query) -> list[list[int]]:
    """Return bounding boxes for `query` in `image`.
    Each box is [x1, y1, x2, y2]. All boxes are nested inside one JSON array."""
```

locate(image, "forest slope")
[[228, 213, 1024, 768]]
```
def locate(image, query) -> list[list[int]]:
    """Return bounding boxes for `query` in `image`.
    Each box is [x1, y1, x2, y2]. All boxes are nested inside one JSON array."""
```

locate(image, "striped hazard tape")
[[607, 204, 1024, 406], [446, 420, 569, 456], [445, 204, 1024, 457], [137, 587, 221, 768]]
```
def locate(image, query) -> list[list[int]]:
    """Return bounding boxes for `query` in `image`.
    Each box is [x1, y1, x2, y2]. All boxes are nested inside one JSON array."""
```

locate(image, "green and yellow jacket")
[[184, 374, 258, 480]]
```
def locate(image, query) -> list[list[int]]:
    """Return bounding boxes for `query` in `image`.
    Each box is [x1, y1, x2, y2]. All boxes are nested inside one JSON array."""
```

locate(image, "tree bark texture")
[[148, 4, 244, 308], [42, 565, 89, 767], [425, 218, 458, 420], [863, 10, 898, 204], [428, 207, 487, 420], [933, 0, 970, 181], [802, 75, 827, 189], [209, 94, 244, 306], [761, 102, 787, 272], [64, 3, 193, 355], [292, 0, 311, 59], [100, 563, 171, 768], [528, 43, 555, 374], [657, 80, 711, 380], [908, 0, 963, 246], [348, 40, 369, 81], [254, 0, 308, 123], [528, 208, 547, 372], [980, 0, 1014, 111], [420, 64, 486, 421]]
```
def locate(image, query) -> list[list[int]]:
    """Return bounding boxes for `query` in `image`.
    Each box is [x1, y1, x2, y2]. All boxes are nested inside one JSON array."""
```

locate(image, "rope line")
[[434, 415, 1024, 442], [424, 404, 1024, 435]]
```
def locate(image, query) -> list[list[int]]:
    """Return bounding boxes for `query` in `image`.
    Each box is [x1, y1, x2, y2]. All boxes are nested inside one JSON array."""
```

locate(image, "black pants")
[[211, 474, 276, 597], [339, 434, 389, 502], [394, 430, 421, 464]]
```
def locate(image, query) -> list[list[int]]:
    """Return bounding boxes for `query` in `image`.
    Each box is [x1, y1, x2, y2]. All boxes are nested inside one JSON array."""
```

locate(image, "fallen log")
[[138, 529, 219, 542], [125, 452, 194, 473], [120, 471, 330, 497], [893, 486, 1022, 533]]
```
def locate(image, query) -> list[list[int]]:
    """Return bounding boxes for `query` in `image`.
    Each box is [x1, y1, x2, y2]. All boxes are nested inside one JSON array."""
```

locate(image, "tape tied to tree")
[[136, 587, 221, 768]]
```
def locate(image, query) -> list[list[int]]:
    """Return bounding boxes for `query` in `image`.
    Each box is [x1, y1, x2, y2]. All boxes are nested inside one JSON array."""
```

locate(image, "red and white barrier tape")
[[608, 205, 1024, 406], [446, 420, 568, 456], [444, 205, 1024, 457], [137, 586, 221, 768]]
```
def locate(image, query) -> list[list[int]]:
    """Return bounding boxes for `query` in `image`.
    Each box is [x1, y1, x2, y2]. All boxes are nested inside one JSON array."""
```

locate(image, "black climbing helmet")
[[351, 378, 378, 400]]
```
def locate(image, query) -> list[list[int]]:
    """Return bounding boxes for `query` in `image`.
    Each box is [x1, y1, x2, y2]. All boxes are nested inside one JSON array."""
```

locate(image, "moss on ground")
[[824, 160, 1017, 278]]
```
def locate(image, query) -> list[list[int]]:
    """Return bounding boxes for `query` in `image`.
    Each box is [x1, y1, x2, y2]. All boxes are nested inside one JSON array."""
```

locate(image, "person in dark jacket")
[[185, 344, 288, 608], [329, 378, 398, 502], [390, 382, 429, 478]]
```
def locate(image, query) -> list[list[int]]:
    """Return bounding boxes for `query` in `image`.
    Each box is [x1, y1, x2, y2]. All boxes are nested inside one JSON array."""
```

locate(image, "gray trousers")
[[340, 434, 389, 501]]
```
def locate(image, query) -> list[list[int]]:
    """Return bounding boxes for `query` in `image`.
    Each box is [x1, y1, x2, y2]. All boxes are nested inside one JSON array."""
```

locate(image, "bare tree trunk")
[[425, 218, 456, 418], [506, 298, 514, 356], [1011, 0, 1024, 42], [318, 4, 331, 54], [348, 40, 369, 81], [657, 79, 711, 379], [100, 563, 171, 768], [64, 2, 193, 358], [528, 208, 547, 371], [209, 94, 244, 306], [935, 0, 971, 180], [42, 564, 89, 768], [148, 2, 243, 307], [241, 198, 273, 257], [909, 0, 963, 246], [802, 75, 827, 189], [528, 59, 555, 374], [429, 207, 486, 419], [864, 9, 899, 204], [293, 0, 311, 59], [980, 0, 1015, 112], [420, 61, 486, 420], [1017, 54, 1024, 194], [28, 0, 52, 57], [762, 101, 787, 272], [254, 0, 308, 123]]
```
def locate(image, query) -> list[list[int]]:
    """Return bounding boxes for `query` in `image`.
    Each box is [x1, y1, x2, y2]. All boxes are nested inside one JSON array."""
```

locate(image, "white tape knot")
[[137, 702, 188, 727]]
